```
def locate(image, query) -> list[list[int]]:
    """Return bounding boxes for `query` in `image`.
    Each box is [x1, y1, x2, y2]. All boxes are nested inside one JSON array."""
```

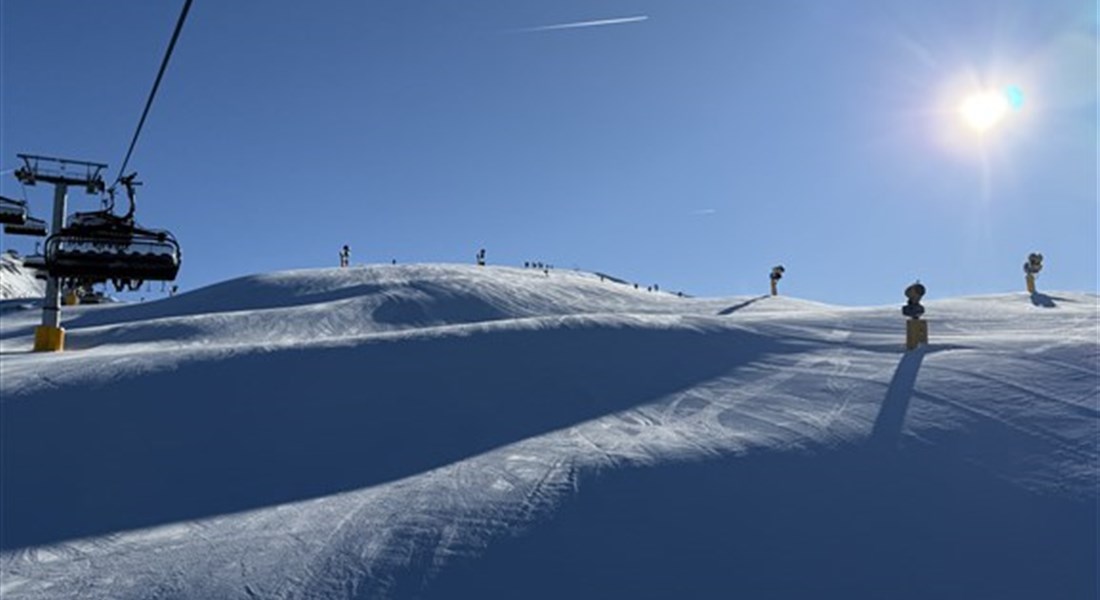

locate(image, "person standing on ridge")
[[340, 245, 350, 268]]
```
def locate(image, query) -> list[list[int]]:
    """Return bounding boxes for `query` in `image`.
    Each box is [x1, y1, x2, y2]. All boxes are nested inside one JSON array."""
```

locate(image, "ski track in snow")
[[0, 264, 1095, 599]]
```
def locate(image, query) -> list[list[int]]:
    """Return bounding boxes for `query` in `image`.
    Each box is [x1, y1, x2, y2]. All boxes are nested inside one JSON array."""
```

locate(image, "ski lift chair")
[[43, 173, 182, 290], [4, 215, 48, 237], [44, 225, 181, 289], [0, 196, 29, 225]]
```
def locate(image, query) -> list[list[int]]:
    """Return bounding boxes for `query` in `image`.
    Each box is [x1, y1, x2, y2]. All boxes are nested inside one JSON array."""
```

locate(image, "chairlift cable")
[[114, 0, 193, 186]]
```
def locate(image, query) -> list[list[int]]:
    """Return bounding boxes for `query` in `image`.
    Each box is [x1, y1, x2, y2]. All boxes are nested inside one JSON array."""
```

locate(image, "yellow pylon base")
[[905, 319, 928, 351], [63, 291, 80, 306], [33, 325, 65, 352], [1025, 274, 1036, 294]]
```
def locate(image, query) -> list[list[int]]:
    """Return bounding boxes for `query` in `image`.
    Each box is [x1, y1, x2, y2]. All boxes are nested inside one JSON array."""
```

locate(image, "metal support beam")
[[41, 183, 67, 330]]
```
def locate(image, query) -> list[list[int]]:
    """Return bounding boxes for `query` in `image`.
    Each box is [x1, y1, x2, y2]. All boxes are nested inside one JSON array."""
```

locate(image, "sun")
[[959, 91, 1010, 132], [958, 86, 1023, 133]]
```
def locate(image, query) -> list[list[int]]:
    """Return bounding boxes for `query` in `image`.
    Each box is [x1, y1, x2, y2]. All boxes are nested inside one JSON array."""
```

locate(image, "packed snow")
[[0, 251, 44, 301], [0, 264, 1096, 599]]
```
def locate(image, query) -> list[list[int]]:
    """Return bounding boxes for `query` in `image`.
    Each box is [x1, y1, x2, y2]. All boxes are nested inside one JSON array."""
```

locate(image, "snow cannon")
[[1023, 252, 1043, 294], [769, 265, 785, 296], [903, 282, 928, 350]]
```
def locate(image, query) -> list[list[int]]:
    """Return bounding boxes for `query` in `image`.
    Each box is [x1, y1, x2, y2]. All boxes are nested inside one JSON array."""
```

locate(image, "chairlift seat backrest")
[[44, 225, 181, 282], [0, 197, 29, 225], [3, 216, 47, 237]]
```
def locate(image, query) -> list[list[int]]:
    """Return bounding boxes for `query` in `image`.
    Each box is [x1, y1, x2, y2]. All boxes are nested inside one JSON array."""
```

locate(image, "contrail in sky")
[[517, 15, 649, 33]]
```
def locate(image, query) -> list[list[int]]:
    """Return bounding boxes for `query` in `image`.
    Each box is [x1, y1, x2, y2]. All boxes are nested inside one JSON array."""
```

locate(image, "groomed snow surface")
[[1, 264, 1096, 599]]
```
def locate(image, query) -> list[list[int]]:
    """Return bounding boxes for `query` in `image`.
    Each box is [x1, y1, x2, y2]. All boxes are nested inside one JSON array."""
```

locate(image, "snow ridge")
[[0, 264, 1095, 599]]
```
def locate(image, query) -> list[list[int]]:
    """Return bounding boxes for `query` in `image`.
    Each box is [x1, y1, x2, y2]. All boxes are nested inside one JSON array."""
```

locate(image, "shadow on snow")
[[869, 346, 927, 448], [1029, 292, 1068, 308], [716, 295, 769, 316], [1, 324, 786, 550], [428, 447, 1097, 600]]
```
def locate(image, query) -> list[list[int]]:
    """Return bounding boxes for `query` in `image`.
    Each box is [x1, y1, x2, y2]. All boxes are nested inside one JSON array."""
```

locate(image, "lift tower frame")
[[14, 154, 107, 352]]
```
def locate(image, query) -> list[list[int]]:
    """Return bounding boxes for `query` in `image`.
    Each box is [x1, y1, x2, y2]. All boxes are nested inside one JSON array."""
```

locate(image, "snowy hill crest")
[[0, 264, 1095, 599]]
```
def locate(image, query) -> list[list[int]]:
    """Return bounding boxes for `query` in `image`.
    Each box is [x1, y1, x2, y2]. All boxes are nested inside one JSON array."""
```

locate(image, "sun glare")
[[958, 89, 1018, 133], [959, 91, 1009, 132]]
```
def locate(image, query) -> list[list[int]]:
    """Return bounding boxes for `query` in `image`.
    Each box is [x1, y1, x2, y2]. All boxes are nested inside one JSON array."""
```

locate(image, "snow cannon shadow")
[[867, 345, 958, 448], [1029, 292, 1061, 308], [716, 295, 768, 316], [869, 348, 927, 448], [0, 324, 788, 550]]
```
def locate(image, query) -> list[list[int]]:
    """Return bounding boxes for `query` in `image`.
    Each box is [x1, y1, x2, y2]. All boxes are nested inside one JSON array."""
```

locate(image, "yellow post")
[[905, 319, 928, 351], [1025, 273, 1036, 294], [33, 325, 65, 352]]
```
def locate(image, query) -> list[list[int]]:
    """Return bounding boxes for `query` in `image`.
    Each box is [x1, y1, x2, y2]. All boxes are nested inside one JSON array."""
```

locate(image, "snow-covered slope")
[[1, 264, 1096, 599], [0, 251, 44, 300]]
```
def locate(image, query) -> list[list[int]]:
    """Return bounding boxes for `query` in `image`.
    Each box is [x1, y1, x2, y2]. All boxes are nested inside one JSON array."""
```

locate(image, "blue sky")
[[1, 0, 1095, 305]]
